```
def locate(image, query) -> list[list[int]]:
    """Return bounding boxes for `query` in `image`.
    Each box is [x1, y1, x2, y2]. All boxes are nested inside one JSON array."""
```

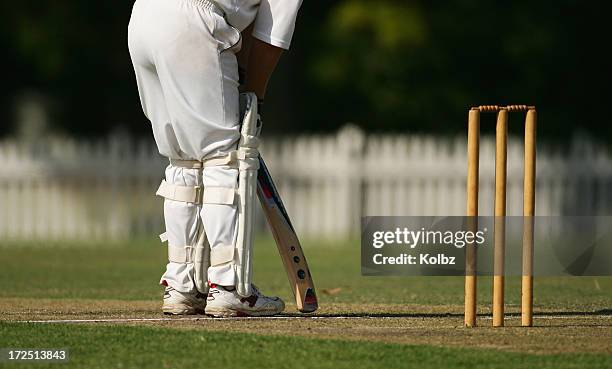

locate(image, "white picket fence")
[[1, 125, 611, 241]]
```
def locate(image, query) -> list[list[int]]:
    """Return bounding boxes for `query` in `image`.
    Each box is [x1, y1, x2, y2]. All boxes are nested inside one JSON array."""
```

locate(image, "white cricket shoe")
[[205, 284, 285, 317], [162, 286, 207, 315]]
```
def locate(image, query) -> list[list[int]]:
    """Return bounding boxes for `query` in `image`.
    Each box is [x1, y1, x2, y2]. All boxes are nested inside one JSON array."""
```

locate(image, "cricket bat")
[[257, 156, 318, 313]]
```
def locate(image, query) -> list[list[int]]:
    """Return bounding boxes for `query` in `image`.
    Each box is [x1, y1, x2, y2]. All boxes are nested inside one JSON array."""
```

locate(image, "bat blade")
[[257, 156, 318, 313]]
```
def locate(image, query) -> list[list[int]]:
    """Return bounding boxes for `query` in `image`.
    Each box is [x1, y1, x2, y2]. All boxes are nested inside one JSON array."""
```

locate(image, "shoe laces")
[[250, 284, 263, 297]]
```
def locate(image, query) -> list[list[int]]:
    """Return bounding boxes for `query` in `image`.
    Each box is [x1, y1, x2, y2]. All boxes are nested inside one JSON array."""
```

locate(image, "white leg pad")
[[193, 227, 210, 295], [234, 92, 260, 297], [159, 164, 210, 294]]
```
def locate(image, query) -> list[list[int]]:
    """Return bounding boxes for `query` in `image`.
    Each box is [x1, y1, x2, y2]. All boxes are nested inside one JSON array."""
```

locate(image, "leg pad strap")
[[156, 180, 202, 204], [156, 180, 235, 205], [168, 245, 195, 264], [210, 244, 235, 266]]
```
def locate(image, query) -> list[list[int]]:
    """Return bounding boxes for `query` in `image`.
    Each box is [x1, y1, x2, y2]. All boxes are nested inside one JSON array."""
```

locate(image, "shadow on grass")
[[285, 309, 612, 319]]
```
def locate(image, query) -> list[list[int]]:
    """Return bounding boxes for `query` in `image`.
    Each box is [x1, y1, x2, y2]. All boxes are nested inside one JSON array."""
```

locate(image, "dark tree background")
[[1, 0, 610, 142]]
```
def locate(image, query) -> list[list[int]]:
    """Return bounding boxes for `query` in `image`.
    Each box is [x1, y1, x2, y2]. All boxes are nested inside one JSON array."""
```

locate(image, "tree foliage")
[[297, 0, 611, 140]]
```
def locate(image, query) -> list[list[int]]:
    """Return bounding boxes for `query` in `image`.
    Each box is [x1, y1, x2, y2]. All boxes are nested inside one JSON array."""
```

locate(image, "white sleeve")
[[252, 0, 302, 50]]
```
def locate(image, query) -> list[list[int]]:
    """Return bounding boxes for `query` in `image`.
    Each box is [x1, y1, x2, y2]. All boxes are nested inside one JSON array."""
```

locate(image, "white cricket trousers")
[[128, 0, 243, 292]]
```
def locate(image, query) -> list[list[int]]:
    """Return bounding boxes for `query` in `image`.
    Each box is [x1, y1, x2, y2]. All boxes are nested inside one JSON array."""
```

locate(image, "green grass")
[[1, 239, 611, 369], [1, 238, 610, 310], [1, 322, 611, 369]]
